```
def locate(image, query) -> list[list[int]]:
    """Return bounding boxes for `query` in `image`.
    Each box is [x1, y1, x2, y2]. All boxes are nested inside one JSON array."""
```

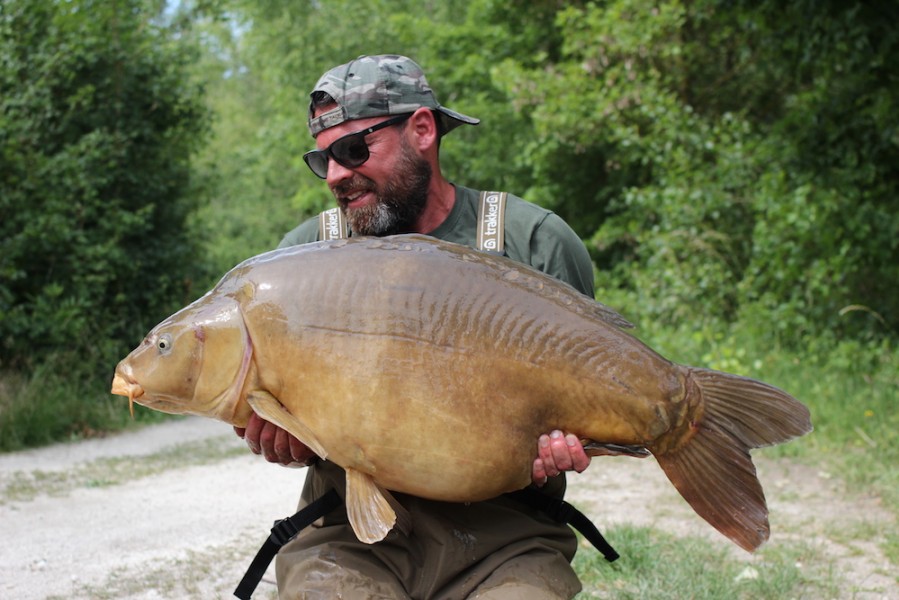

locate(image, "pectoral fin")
[[345, 468, 411, 544], [246, 390, 328, 460]]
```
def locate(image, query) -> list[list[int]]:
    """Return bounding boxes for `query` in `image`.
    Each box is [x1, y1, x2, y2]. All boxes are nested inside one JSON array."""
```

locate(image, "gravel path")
[[1, 418, 297, 599], [1, 417, 895, 599]]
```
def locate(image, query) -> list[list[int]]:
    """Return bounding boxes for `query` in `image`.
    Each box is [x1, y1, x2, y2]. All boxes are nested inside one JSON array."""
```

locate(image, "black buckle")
[[269, 518, 301, 546]]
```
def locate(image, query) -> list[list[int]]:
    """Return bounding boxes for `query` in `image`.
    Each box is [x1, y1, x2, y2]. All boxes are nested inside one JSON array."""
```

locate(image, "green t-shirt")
[[278, 184, 595, 297]]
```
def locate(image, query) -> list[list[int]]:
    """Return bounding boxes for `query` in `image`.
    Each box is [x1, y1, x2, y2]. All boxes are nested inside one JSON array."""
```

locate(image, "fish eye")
[[157, 333, 173, 354]]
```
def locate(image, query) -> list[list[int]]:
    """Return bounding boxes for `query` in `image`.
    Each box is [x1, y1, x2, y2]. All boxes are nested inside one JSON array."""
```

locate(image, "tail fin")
[[654, 367, 812, 552]]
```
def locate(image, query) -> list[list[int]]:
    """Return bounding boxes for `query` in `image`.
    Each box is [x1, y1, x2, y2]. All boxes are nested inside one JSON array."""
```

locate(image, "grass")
[[572, 525, 840, 599], [0, 355, 173, 452], [885, 531, 899, 566]]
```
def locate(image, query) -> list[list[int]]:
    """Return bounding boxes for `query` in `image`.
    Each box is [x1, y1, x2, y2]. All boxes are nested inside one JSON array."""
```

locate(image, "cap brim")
[[436, 106, 480, 134]]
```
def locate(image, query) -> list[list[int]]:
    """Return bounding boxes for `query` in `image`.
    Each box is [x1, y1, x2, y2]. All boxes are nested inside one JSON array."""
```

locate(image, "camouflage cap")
[[307, 54, 479, 137]]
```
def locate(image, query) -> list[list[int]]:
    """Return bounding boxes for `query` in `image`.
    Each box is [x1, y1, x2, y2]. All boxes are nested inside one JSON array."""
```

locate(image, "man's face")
[[315, 115, 432, 236]]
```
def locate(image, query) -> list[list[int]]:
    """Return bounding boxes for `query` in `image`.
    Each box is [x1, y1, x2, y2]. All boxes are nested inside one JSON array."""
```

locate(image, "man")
[[237, 54, 595, 599]]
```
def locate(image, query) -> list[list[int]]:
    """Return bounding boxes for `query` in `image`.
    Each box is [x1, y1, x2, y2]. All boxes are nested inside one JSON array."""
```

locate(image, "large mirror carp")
[[112, 234, 812, 551]]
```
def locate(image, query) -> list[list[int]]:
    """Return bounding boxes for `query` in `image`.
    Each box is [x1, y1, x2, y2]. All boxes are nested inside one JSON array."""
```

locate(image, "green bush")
[[0, 0, 210, 372], [491, 0, 899, 344]]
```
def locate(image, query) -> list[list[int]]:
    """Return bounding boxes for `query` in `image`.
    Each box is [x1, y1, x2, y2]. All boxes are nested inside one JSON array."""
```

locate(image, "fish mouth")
[[111, 371, 144, 418]]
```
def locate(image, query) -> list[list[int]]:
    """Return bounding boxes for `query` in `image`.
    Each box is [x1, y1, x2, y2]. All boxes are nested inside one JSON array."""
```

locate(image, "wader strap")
[[318, 207, 348, 240], [476, 191, 507, 254], [234, 489, 342, 600], [505, 487, 619, 562]]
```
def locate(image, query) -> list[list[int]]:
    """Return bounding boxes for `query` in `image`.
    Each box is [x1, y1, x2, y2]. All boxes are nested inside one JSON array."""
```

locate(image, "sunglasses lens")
[[303, 151, 329, 179], [331, 135, 370, 168]]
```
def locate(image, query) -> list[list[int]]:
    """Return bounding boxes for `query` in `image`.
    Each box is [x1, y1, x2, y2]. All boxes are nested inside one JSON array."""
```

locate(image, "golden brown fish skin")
[[228, 238, 691, 501], [111, 234, 811, 552]]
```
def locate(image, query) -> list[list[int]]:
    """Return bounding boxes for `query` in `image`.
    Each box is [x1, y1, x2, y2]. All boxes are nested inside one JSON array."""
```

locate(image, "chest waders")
[[233, 194, 618, 599]]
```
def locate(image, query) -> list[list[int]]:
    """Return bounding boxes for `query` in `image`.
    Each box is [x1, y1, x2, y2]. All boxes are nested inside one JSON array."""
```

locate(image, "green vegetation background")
[[1, 0, 896, 541]]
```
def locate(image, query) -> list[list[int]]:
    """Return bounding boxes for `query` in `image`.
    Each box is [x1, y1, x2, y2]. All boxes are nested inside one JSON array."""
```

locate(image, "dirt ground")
[[1, 417, 895, 599]]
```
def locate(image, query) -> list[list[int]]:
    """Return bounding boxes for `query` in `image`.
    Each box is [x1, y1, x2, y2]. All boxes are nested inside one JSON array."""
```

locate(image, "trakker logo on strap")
[[477, 191, 506, 254]]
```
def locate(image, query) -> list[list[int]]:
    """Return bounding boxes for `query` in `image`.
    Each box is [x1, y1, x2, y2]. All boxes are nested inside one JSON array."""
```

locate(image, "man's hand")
[[532, 430, 590, 486], [234, 413, 317, 466]]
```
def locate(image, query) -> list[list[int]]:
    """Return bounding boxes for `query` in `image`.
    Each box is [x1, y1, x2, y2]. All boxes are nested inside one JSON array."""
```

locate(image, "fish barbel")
[[111, 235, 811, 550]]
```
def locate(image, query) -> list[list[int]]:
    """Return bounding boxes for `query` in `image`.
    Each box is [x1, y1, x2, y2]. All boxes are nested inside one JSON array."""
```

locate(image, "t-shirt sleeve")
[[529, 213, 595, 298], [277, 217, 320, 248]]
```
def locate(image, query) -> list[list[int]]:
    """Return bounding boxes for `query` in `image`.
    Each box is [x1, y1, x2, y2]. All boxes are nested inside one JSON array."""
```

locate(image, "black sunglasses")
[[303, 114, 412, 179]]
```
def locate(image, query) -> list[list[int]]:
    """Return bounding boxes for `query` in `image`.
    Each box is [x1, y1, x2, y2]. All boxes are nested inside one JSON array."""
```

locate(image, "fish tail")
[[653, 367, 812, 552]]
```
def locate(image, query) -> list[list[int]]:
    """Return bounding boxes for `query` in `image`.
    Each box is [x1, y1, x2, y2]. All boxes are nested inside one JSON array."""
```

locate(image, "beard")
[[331, 138, 432, 236]]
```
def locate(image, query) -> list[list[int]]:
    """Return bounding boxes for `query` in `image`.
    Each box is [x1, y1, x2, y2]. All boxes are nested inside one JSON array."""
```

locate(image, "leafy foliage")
[[0, 0, 210, 370], [733, 1, 899, 342], [492, 0, 899, 341]]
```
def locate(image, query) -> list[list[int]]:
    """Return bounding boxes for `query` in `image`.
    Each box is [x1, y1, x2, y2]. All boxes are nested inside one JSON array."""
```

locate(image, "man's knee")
[[466, 550, 581, 600], [276, 546, 409, 600], [470, 582, 568, 600]]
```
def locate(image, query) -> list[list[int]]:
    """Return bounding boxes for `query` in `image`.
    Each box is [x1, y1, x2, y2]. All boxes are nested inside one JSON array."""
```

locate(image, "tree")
[[732, 0, 899, 341], [495, 0, 899, 341], [0, 0, 210, 369], [495, 0, 756, 323]]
